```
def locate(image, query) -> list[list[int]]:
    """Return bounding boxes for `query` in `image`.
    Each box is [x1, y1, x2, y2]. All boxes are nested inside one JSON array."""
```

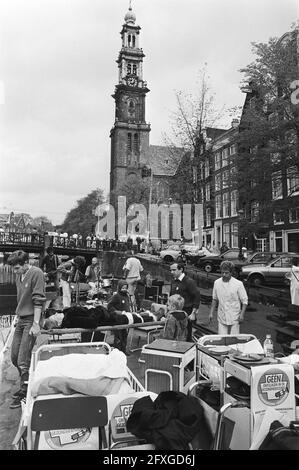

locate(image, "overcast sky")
[[0, 0, 298, 225]]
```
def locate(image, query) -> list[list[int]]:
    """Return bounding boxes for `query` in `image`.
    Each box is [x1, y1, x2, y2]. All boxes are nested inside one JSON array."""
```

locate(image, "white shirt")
[[212, 276, 248, 325], [123, 257, 143, 279]]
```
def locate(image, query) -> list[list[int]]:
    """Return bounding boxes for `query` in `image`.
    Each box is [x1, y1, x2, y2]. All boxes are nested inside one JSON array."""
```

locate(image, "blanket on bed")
[[31, 349, 133, 397], [31, 375, 131, 397]]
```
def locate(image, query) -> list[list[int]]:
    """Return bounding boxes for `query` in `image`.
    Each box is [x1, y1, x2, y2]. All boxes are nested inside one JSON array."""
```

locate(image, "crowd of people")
[[45, 232, 148, 253], [5, 241, 298, 410]]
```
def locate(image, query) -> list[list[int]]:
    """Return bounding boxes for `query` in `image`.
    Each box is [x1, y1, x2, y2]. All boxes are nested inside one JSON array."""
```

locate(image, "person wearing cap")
[[107, 280, 133, 354]]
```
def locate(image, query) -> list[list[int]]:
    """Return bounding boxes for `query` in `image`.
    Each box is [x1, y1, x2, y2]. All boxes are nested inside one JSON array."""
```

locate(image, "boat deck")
[[0, 301, 283, 449]]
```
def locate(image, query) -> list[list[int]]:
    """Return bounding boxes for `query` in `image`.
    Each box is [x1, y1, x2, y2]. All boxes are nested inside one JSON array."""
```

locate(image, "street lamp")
[[238, 209, 245, 260]]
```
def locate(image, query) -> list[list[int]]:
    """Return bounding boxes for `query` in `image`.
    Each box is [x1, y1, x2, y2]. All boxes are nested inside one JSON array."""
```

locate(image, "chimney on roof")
[[231, 118, 239, 128]]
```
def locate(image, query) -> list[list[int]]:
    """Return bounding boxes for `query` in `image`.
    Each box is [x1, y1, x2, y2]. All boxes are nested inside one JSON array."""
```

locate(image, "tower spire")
[[124, 0, 136, 24]]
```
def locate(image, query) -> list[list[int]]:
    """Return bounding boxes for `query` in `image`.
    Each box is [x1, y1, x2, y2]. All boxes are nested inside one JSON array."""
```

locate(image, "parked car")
[[183, 246, 214, 265], [240, 253, 299, 286], [233, 251, 296, 277], [159, 244, 185, 263], [196, 248, 248, 273]]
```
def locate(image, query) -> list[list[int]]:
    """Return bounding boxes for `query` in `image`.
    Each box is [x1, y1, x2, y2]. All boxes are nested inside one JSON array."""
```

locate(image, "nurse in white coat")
[[285, 258, 299, 306]]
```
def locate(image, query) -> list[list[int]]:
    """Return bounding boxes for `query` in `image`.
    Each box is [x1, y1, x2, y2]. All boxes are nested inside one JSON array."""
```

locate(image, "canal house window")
[[127, 133, 132, 152], [289, 207, 299, 223]]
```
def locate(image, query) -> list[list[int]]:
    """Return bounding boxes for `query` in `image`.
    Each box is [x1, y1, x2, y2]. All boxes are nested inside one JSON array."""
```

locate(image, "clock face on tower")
[[126, 75, 138, 87]]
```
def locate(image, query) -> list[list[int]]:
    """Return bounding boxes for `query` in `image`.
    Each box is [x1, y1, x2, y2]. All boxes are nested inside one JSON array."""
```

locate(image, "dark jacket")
[[127, 391, 212, 450], [171, 275, 201, 314], [162, 310, 188, 341], [107, 280, 131, 353], [107, 280, 132, 316]]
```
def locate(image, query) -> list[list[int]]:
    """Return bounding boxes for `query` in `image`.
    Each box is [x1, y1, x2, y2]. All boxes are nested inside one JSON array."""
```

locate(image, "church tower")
[[110, 2, 151, 194]]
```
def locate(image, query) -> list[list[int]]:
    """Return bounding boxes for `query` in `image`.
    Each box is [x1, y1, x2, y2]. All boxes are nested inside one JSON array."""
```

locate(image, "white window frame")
[[222, 148, 229, 167], [287, 167, 299, 196], [223, 192, 229, 218], [215, 174, 221, 192], [215, 152, 221, 171], [271, 171, 283, 200], [289, 207, 299, 223], [250, 201, 259, 223], [222, 170, 229, 189], [231, 222, 239, 248], [223, 223, 230, 245], [231, 190, 238, 217], [273, 210, 284, 225], [215, 195, 221, 219], [205, 183, 210, 202], [229, 144, 237, 155]]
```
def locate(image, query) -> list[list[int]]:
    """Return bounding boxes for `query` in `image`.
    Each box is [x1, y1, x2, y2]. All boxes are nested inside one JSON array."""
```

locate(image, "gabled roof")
[[141, 145, 185, 177], [204, 127, 227, 139]]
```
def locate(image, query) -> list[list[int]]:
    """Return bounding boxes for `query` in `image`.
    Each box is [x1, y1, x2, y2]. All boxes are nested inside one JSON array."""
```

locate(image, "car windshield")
[[270, 256, 293, 267], [248, 252, 272, 263]]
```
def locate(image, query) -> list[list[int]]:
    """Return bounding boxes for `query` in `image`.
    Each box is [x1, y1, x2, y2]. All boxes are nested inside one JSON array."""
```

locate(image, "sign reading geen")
[[251, 364, 295, 442]]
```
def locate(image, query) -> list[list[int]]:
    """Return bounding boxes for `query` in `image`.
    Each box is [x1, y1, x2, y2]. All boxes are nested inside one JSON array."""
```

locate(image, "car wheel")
[[249, 274, 264, 286], [204, 263, 213, 273], [164, 255, 173, 263]]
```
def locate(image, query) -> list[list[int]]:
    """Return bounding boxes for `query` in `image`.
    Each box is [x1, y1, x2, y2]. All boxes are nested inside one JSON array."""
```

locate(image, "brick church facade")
[[109, 4, 184, 208]]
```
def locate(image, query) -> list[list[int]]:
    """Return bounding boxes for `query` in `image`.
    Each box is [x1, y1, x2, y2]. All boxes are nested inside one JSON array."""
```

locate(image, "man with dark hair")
[[41, 247, 60, 297], [170, 262, 201, 341], [209, 260, 248, 334], [7, 250, 46, 408]]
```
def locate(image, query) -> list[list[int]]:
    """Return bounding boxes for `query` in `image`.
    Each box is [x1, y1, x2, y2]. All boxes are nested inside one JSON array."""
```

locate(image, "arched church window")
[[127, 63, 132, 75], [132, 64, 137, 75], [133, 133, 139, 152], [128, 34, 131, 47], [128, 133, 132, 152], [132, 36, 136, 47], [128, 100, 135, 117]]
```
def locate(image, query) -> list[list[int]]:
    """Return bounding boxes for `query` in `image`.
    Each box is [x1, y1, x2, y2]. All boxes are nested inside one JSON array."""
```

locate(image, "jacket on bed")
[[126, 391, 212, 450]]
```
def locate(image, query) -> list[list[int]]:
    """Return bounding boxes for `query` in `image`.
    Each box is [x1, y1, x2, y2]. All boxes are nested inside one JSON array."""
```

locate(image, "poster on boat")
[[250, 364, 295, 445]]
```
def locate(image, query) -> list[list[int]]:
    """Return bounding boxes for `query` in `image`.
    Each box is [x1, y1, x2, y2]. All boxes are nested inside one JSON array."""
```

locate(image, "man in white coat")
[[285, 257, 299, 306], [209, 260, 248, 334]]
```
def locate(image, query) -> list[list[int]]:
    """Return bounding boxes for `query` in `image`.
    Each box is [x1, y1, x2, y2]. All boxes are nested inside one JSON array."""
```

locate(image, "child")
[[162, 294, 189, 341]]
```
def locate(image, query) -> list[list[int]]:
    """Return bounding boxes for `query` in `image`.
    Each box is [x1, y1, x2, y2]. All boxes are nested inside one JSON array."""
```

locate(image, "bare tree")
[[163, 66, 226, 154]]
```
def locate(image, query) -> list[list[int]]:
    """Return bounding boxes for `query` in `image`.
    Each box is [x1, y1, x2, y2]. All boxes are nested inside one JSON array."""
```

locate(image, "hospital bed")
[[13, 342, 156, 450]]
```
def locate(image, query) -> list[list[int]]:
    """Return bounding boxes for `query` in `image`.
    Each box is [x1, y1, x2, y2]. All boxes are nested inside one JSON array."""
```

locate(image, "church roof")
[[143, 145, 185, 177]]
